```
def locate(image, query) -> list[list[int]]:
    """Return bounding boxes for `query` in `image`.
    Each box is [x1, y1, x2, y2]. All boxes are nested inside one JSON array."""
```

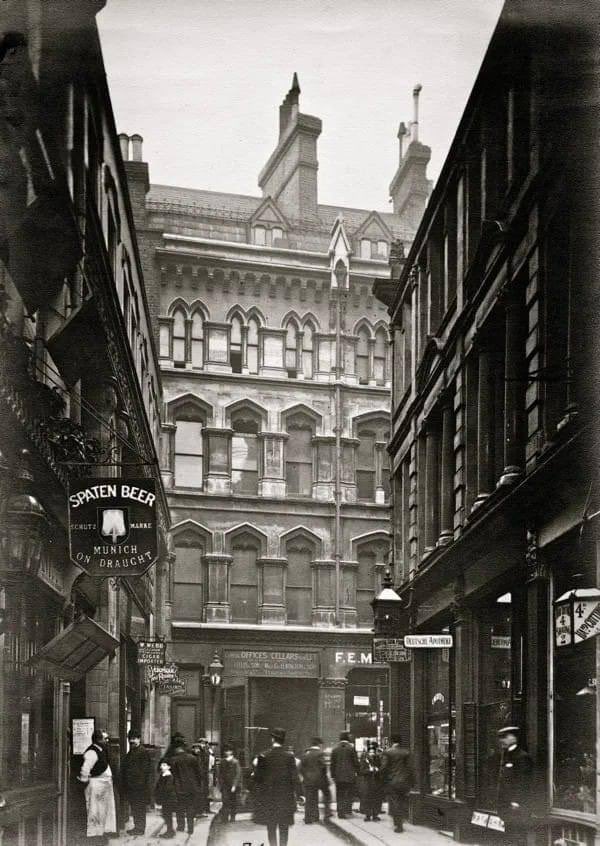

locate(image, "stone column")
[[318, 678, 347, 746], [424, 423, 440, 552], [204, 553, 232, 623], [499, 293, 525, 486], [241, 325, 249, 374], [296, 330, 305, 379], [258, 557, 287, 624], [473, 345, 492, 509], [258, 433, 286, 497], [160, 423, 175, 490], [368, 337, 376, 386], [439, 403, 455, 544]]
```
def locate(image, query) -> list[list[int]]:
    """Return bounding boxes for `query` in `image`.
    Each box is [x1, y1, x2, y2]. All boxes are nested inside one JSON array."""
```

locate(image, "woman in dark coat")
[[252, 729, 300, 846], [358, 742, 383, 821]]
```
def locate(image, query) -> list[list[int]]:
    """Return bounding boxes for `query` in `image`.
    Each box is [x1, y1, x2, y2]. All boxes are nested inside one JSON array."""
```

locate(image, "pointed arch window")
[[285, 320, 299, 378], [173, 540, 204, 620], [230, 313, 243, 374], [231, 409, 261, 494], [374, 327, 388, 385], [285, 412, 314, 497], [356, 540, 388, 625], [356, 326, 370, 384], [231, 536, 259, 623], [356, 418, 389, 501], [190, 311, 204, 367], [159, 322, 171, 358], [173, 308, 187, 365], [174, 405, 204, 488], [247, 316, 260, 374], [302, 322, 314, 379], [286, 538, 314, 624]]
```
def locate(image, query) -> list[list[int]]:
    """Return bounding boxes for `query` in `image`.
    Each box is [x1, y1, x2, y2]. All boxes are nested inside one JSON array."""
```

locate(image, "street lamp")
[[208, 652, 224, 746], [371, 569, 404, 638]]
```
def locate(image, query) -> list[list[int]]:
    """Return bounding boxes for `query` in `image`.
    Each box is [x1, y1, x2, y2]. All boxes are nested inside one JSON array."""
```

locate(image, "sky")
[[98, 0, 505, 212]]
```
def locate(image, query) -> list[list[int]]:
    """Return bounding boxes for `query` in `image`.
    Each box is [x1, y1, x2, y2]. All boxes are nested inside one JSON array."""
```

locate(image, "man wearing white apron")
[[78, 729, 117, 843]]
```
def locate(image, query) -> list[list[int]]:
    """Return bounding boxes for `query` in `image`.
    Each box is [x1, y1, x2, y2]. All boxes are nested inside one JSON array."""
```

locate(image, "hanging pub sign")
[[554, 588, 600, 646], [137, 639, 166, 666], [68, 478, 158, 577]]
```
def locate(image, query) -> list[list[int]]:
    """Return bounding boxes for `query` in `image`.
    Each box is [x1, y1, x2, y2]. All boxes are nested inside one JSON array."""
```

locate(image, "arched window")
[[356, 326, 370, 384], [302, 321, 314, 379], [374, 327, 388, 385], [159, 322, 170, 358], [285, 319, 299, 378], [230, 313, 243, 374], [231, 536, 259, 623], [356, 539, 388, 625], [173, 539, 204, 620], [356, 418, 389, 501], [190, 311, 203, 367], [173, 308, 187, 364], [231, 408, 261, 494], [286, 537, 314, 624], [174, 404, 204, 488], [285, 412, 314, 497], [247, 316, 260, 374]]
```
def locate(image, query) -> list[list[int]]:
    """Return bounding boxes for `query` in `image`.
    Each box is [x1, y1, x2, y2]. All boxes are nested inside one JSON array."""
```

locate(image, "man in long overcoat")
[[170, 741, 203, 835], [300, 737, 331, 823], [121, 729, 153, 835], [493, 726, 534, 846], [381, 733, 414, 832], [330, 731, 359, 818], [253, 728, 301, 846]]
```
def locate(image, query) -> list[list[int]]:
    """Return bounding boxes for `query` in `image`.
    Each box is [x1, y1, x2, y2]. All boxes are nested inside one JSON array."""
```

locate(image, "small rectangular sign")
[[491, 636, 511, 649], [137, 640, 166, 665], [404, 634, 453, 648], [372, 638, 412, 663], [353, 695, 370, 706], [471, 811, 489, 828], [148, 663, 179, 684], [156, 679, 186, 695], [487, 815, 505, 832], [72, 718, 95, 755]]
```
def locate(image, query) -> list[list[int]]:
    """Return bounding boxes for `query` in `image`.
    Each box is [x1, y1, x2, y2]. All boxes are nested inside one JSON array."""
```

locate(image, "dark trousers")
[[162, 803, 176, 834], [176, 796, 195, 834], [304, 784, 331, 822], [388, 789, 407, 828], [335, 782, 354, 816], [267, 822, 289, 846], [128, 797, 147, 833], [220, 788, 238, 821]]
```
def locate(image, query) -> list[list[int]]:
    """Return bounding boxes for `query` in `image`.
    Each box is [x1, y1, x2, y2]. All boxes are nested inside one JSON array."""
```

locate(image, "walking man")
[[300, 737, 331, 824], [381, 733, 414, 833], [121, 728, 153, 836], [493, 726, 534, 846], [170, 739, 203, 835], [330, 731, 359, 818], [77, 729, 117, 844], [191, 739, 209, 818], [218, 744, 242, 822], [254, 728, 301, 846]]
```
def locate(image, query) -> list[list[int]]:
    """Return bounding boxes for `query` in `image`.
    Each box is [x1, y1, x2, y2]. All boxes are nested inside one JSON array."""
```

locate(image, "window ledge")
[[548, 808, 597, 825]]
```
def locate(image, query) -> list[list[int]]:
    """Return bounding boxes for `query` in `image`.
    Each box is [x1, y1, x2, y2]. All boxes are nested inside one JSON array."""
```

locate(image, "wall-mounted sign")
[[404, 634, 453, 648], [72, 717, 95, 755], [137, 640, 166, 666], [156, 679, 186, 696], [554, 588, 600, 646], [471, 811, 505, 832], [334, 650, 374, 667], [372, 638, 412, 663], [148, 663, 179, 685], [353, 695, 370, 707], [491, 636, 511, 650], [68, 478, 157, 577], [225, 650, 319, 678]]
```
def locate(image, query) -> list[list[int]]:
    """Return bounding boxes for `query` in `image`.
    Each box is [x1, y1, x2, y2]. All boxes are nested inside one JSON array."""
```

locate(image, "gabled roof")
[[249, 196, 290, 229], [352, 210, 394, 242]]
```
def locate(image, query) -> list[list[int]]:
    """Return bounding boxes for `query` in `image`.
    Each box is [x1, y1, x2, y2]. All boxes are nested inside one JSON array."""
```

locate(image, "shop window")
[[425, 641, 456, 798], [231, 540, 259, 623], [356, 326, 370, 384], [172, 308, 187, 365], [229, 313, 243, 373], [286, 542, 313, 624], [302, 321, 314, 379], [190, 311, 204, 368], [0, 586, 56, 789], [286, 412, 314, 496], [173, 545, 204, 619], [231, 411, 260, 494], [174, 406, 204, 488], [247, 316, 260, 374], [553, 544, 597, 814]]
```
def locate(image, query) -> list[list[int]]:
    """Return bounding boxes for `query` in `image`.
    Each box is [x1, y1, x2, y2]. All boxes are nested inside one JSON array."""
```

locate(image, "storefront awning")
[[30, 615, 120, 682]]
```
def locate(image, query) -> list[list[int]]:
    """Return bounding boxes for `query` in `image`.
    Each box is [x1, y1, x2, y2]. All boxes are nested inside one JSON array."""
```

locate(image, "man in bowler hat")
[[330, 731, 359, 818], [253, 728, 301, 846], [300, 737, 331, 823], [494, 726, 534, 845]]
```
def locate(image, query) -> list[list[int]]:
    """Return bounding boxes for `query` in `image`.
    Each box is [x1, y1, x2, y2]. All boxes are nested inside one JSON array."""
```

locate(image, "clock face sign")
[[68, 478, 157, 577]]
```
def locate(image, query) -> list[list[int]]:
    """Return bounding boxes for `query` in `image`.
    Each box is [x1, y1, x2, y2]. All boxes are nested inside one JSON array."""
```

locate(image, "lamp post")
[[208, 652, 224, 745]]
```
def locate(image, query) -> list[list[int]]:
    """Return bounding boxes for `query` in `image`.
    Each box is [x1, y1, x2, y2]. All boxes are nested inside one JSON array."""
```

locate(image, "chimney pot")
[[118, 133, 129, 161], [411, 84, 422, 143], [130, 133, 143, 162]]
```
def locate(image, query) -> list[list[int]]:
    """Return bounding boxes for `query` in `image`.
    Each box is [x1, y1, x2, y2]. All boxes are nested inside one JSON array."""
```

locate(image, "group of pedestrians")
[[156, 733, 213, 837]]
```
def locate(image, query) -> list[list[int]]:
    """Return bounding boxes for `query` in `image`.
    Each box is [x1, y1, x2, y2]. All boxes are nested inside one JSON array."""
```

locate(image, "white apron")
[[84, 772, 117, 836]]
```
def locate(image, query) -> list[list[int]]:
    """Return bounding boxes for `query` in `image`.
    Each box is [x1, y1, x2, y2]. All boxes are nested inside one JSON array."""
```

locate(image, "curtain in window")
[[159, 323, 170, 358], [374, 328, 388, 385], [285, 322, 298, 373]]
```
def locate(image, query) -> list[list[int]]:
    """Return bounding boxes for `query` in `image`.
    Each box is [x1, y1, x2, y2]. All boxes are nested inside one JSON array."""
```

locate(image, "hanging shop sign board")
[[137, 639, 166, 666], [68, 478, 157, 577], [554, 588, 600, 646], [372, 637, 412, 663], [148, 663, 179, 685], [471, 811, 505, 832], [157, 679, 187, 696], [404, 634, 453, 648]]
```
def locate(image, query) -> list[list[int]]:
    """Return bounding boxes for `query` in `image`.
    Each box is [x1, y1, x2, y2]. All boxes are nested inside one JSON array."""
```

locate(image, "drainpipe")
[[333, 265, 346, 626]]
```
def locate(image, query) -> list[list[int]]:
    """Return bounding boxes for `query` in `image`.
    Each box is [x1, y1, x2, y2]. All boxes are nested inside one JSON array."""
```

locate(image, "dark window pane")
[[230, 351, 242, 373], [287, 587, 312, 624], [232, 546, 258, 585], [286, 462, 312, 496], [357, 470, 375, 501], [175, 546, 203, 583], [357, 589, 373, 625], [173, 584, 203, 619], [232, 469, 258, 494], [230, 585, 258, 622]]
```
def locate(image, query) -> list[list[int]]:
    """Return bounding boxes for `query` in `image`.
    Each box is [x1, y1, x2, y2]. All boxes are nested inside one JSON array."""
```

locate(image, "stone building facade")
[[377, 2, 600, 843], [0, 2, 170, 843], [125, 76, 431, 758]]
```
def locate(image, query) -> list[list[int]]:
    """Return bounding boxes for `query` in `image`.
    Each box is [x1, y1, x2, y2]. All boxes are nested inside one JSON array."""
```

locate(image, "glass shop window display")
[[425, 638, 456, 798], [552, 537, 597, 815]]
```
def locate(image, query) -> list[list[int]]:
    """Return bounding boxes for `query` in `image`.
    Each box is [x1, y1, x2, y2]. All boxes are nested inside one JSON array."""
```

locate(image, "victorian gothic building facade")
[[125, 76, 431, 757]]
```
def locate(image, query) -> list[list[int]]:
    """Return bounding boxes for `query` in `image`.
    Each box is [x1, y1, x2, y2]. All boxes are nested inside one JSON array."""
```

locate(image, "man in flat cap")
[[494, 726, 534, 845], [253, 728, 301, 846]]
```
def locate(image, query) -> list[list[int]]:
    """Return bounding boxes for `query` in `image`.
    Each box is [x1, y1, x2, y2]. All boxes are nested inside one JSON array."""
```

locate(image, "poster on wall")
[[68, 478, 158, 577], [72, 718, 95, 755]]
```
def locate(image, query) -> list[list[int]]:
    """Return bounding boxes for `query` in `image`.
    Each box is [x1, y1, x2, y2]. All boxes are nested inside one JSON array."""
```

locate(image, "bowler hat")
[[271, 727, 286, 744], [497, 725, 520, 736], [339, 731, 351, 741]]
